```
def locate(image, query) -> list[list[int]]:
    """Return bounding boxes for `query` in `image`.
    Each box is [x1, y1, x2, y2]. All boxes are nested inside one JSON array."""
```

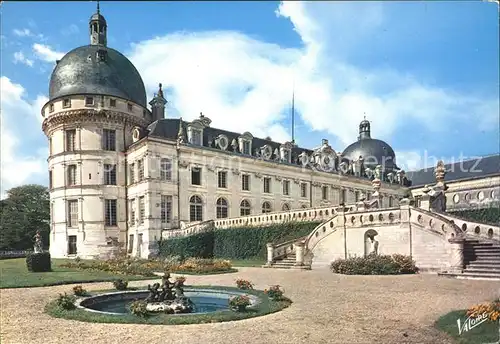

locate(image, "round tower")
[[42, 4, 152, 259]]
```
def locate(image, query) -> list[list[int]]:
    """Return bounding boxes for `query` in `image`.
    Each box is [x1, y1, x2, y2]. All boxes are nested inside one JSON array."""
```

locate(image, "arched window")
[[388, 196, 393, 207], [189, 195, 203, 221], [262, 201, 272, 214], [216, 197, 228, 219], [282, 203, 291, 211], [240, 199, 251, 216]]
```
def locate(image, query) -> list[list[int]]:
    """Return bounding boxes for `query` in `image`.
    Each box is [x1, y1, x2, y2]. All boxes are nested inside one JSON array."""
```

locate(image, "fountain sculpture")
[[144, 273, 194, 314]]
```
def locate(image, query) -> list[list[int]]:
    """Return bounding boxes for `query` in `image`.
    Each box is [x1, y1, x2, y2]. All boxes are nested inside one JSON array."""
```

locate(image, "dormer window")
[[191, 129, 202, 146], [238, 132, 253, 155], [85, 97, 94, 106], [96, 49, 107, 61], [127, 103, 133, 112], [109, 99, 116, 107], [63, 98, 71, 108]]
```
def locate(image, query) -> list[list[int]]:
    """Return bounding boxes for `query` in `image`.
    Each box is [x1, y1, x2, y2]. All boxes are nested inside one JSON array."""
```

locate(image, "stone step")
[[438, 272, 500, 281], [469, 252, 500, 257], [468, 259, 500, 264], [464, 268, 500, 274], [466, 264, 500, 269], [464, 247, 500, 251], [262, 263, 311, 270]]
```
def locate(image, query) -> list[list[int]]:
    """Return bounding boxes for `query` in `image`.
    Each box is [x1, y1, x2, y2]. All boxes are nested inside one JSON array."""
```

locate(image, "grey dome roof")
[[49, 45, 147, 107], [342, 138, 397, 170]]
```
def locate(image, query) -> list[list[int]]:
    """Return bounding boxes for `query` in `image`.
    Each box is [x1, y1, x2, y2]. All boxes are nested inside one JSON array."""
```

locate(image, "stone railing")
[[162, 220, 215, 239], [265, 236, 308, 266], [213, 204, 357, 229], [436, 212, 500, 243], [304, 215, 340, 253], [411, 207, 464, 239]]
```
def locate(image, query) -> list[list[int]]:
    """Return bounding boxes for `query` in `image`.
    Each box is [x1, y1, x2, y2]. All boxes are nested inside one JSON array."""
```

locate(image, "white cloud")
[[127, 2, 498, 150], [32, 43, 64, 62], [13, 28, 33, 37], [13, 51, 34, 67], [0, 77, 47, 199], [61, 24, 80, 36]]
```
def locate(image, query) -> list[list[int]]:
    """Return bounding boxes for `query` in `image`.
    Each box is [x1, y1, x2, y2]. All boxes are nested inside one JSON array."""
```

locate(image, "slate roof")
[[406, 154, 500, 187], [147, 118, 314, 166]]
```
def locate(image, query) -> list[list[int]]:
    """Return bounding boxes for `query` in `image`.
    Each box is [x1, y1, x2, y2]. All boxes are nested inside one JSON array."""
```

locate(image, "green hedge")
[[449, 206, 500, 226], [26, 252, 52, 272], [159, 221, 320, 260]]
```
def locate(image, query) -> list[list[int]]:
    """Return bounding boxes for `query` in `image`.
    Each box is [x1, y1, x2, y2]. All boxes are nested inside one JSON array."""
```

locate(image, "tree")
[[0, 184, 50, 251]]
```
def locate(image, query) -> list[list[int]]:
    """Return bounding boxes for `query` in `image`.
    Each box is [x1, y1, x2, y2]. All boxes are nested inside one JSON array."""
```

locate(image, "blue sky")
[[1, 1, 499, 196]]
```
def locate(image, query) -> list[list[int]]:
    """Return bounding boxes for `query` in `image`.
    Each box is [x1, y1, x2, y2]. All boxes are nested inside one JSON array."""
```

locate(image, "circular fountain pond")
[[77, 288, 260, 316]]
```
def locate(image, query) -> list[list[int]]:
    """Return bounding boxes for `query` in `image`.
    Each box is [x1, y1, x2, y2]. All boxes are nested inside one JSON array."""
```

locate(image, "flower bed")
[[330, 254, 418, 275], [60, 255, 236, 276]]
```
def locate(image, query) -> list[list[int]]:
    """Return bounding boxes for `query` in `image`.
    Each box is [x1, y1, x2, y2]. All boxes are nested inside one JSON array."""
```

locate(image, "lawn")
[[435, 309, 500, 344], [0, 258, 154, 289], [230, 259, 266, 267]]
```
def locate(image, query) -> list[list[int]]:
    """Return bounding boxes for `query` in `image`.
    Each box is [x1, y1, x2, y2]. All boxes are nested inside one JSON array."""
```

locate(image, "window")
[[127, 103, 133, 112], [161, 195, 172, 224], [65, 129, 76, 151], [160, 158, 172, 181], [67, 164, 77, 186], [68, 235, 77, 255], [63, 98, 71, 108], [191, 167, 201, 185], [102, 129, 116, 151], [128, 234, 134, 253], [389, 196, 393, 207], [355, 191, 360, 202], [218, 171, 227, 188], [340, 189, 346, 204], [85, 97, 94, 106], [138, 196, 145, 224], [49, 170, 53, 189], [322, 186, 329, 200], [105, 199, 117, 226], [301, 183, 307, 198], [282, 203, 290, 211], [67, 200, 78, 227], [189, 195, 203, 221], [241, 174, 250, 191], [240, 199, 251, 216], [138, 159, 144, 181], [104, 164, 116, 185], [282, 180, 290, 196], [216, 197, 228, 219], [263, 177, 271, 193], [109, 99, 116, 107], [262, 201, 272, 213], [49, 103, 54, 112], [129, 199, 136, 225], [49, 137, 52, 155], [191, 129, 202, 146], [242, 141, 251, 155], [129, 163, 135, 184]]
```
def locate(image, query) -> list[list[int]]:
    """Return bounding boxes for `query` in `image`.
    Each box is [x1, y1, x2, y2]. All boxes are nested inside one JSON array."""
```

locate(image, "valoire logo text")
[[457, 312, 490, 335]]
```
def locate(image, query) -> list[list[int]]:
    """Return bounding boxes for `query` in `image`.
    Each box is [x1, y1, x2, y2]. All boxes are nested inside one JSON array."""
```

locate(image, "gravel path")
[[1, 268, 498, 344]]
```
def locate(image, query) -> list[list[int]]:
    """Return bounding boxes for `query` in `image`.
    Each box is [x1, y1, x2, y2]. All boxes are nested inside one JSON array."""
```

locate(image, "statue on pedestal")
[[33, 230, 43, 253]]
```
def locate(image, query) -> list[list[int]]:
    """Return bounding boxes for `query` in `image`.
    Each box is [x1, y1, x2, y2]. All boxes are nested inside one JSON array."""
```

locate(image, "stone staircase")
[[461, 240, 500, 280], [264, 253, 311, 270]]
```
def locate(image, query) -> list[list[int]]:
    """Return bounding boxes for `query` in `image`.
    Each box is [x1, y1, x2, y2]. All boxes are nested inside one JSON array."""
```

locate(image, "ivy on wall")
[[158, 221, 321, 260], [448, 205, 500, 226]]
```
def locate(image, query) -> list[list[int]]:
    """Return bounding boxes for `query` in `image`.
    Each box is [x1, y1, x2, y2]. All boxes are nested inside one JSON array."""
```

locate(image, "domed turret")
[[48, 2, 147, 107], [342, 118, 397, 170]]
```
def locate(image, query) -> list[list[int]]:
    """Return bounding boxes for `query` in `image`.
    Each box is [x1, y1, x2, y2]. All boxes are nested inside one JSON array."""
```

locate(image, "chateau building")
[[42, 7, 499, 259]]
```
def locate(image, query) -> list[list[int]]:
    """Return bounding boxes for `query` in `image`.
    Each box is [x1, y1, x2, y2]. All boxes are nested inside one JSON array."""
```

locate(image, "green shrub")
[[159, 221, 320, 260], [330, 254, 418, 275], [72, 285, 87, 296], [26, 252, 52, 272], [448, 206, 500, 226], [56, 293, 76, 310], [129, 300, 149, 317], [113, 279, 128, 290]]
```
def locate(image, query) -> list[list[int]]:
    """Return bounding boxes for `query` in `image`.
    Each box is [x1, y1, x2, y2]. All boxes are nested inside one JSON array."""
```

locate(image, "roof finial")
[[200, 111, 204, 118], [158, 83, 164, 98], [97, 0, 100, 14]]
